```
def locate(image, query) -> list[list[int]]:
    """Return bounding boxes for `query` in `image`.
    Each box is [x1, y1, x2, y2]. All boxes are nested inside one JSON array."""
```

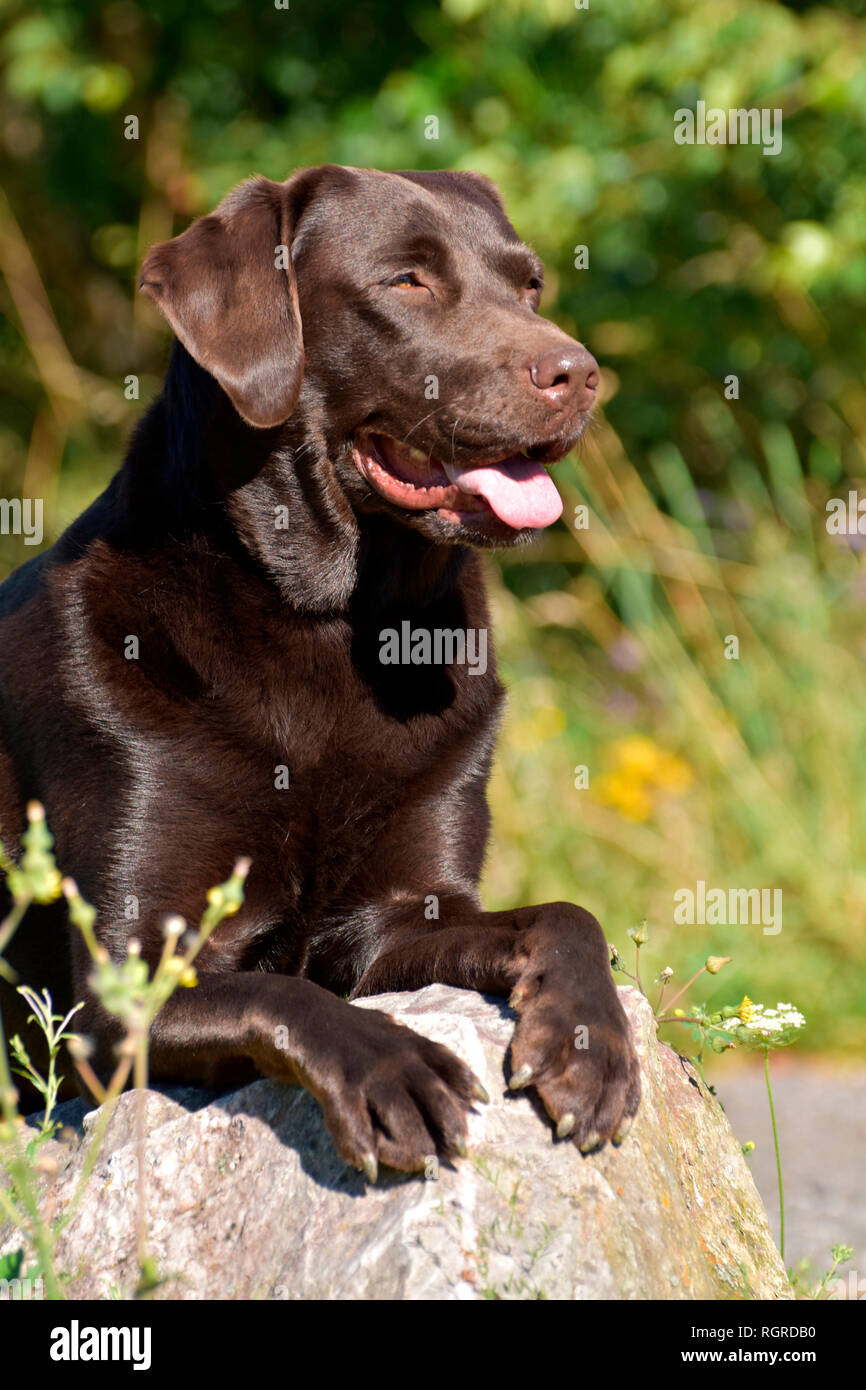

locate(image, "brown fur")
[[0, 167, 638, 1173]]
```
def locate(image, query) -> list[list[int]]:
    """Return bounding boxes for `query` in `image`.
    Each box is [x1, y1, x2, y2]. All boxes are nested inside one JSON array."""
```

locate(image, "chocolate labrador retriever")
[[0, 166, 639, 1178]]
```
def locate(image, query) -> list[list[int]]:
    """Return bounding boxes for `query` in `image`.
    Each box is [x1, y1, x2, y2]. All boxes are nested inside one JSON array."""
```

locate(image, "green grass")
[[483, 406, 866, 1055]]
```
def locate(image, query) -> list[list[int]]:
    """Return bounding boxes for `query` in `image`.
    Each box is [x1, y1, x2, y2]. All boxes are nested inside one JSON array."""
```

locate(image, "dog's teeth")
[[406, 446, 428, 464]]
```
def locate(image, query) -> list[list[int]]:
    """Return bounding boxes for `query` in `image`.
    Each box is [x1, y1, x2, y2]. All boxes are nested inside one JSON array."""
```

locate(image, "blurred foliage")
[[1, 0, 866, 1049], [485, 420, 866, 1056]]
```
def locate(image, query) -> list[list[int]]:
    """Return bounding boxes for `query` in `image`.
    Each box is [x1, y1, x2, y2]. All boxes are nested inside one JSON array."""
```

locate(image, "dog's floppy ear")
[[139, 174, 308, 428]]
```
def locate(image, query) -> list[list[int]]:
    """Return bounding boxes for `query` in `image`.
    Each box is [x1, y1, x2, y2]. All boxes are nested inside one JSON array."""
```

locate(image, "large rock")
[[1, 984, 791, 1299]]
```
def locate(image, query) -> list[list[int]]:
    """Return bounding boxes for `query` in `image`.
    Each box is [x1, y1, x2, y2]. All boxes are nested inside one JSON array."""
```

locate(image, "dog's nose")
[[530, 344, 599, 409]]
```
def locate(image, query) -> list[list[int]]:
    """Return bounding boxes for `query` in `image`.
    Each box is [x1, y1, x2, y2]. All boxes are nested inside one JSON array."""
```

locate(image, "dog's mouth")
[[352, 432, 566, 530]]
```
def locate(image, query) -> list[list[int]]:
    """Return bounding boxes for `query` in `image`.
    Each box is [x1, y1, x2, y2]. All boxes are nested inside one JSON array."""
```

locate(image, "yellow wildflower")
[[594, 771, 653, 822], [737, 995, 755, 1024], [592, 737, 692, 822], [611, 736, 665, 778], [652, 752, 693, 793]]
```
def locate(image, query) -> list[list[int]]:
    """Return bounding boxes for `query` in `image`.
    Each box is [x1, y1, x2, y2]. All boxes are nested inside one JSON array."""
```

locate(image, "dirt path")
[[716, 1059, 866, 1291]]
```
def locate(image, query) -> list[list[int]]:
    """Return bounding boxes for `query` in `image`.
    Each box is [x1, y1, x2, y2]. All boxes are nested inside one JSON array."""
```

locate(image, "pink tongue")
[[442, 456, 563, 529]]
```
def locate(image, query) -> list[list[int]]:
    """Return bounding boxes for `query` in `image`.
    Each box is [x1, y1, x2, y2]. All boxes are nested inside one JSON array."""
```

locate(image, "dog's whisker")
[[402, 405, 450, 445]]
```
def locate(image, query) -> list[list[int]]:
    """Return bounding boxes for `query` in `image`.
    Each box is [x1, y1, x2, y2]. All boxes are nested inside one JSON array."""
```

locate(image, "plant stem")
[[657, 965, 707, 1019], [0, 900, 26, 979], [133, 1026, 148, 1271], [632, 944, 642, 997], [615, 966, 642, 990], [0, 1003, 63, 1298], [764, 1046, 785, 1263], [61, 1052, 132, 1234]]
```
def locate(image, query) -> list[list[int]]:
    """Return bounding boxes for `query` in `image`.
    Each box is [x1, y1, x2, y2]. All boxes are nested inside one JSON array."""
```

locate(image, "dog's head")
[[140, 165, 598, 549]]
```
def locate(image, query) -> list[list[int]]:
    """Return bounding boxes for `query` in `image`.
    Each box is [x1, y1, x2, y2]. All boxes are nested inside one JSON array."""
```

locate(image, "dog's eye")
[[390, 272, 424, 289], [521, 276, 543, 309]]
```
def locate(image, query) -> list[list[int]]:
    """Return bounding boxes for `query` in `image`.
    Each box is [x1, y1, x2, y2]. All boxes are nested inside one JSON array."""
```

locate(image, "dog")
[[0, 166, 640, 1177]]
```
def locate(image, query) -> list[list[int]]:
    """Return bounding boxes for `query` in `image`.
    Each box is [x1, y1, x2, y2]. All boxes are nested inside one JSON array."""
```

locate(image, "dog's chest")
[[115, 598, 501, 816], [221, 616, 500, 785], [62, 553, 503, 913]]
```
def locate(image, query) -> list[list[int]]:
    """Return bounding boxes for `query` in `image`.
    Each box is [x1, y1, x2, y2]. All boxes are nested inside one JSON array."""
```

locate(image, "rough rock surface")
[[1, 984, 791, 1300]]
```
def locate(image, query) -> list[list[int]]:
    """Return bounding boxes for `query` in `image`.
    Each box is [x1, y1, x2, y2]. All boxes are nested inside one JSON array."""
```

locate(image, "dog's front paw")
[[305, 1004, 485, 1181], [507, 905, 641, 1151]]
